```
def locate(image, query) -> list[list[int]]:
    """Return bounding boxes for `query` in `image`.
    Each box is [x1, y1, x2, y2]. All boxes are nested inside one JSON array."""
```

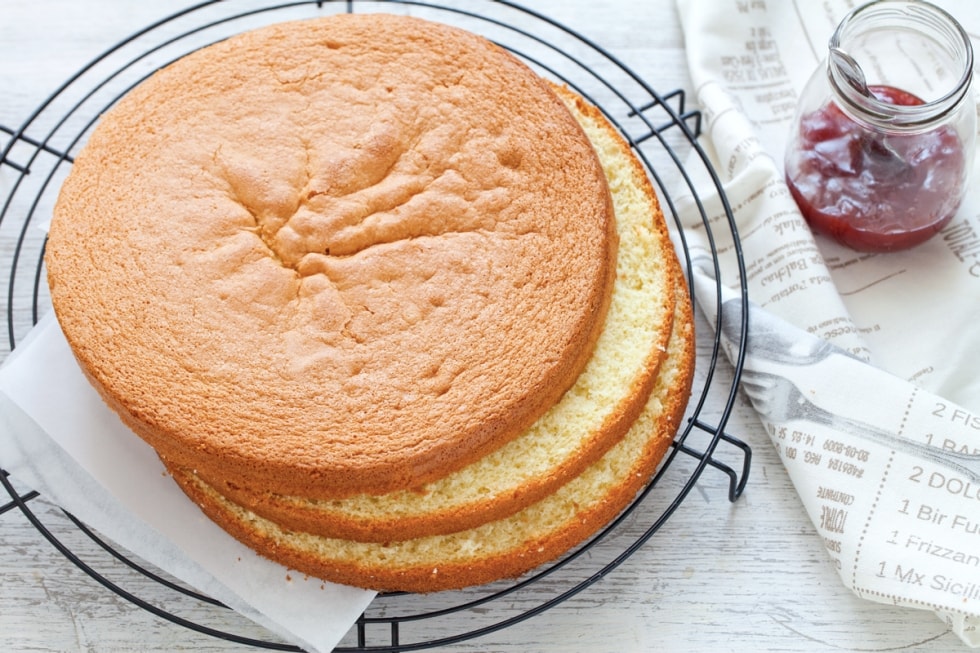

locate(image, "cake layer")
[[186, 85, 679, 542], [45, 13, 617, 499]]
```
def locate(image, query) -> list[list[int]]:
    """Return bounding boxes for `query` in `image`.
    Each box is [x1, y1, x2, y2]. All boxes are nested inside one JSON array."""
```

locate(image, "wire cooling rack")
[[0, 1, 751, 650]]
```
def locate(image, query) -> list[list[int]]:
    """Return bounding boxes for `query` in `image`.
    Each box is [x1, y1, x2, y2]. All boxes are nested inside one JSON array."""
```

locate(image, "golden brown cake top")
[[45, 13, 617, 497]]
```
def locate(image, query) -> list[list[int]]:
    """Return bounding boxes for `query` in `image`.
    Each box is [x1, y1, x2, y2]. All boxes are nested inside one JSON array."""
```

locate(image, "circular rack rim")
[[0, 1, 751, 650]]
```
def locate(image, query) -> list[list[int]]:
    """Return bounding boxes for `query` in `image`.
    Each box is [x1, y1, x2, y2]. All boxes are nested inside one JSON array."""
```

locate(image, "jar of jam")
[[784, 0, 975, 252]]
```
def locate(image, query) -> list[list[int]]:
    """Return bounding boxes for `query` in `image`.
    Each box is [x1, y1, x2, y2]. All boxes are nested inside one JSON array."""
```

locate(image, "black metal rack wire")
[[0, 1, 751, 651]]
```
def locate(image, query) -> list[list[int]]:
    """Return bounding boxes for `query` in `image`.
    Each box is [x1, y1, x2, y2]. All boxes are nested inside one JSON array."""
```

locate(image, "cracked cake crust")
[[45, 13, 617, 499]]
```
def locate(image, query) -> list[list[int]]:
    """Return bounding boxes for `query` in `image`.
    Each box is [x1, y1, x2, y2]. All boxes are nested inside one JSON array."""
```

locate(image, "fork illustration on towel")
[[741, 370, 980, 484]]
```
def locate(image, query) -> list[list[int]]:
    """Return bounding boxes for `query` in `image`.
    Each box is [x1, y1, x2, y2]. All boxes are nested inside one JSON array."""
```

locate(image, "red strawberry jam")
[[785, 85, 966, 252]]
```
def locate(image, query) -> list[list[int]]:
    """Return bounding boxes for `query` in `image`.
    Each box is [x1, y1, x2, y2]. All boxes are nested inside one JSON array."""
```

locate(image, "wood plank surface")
[[0, 1, 966, 651]]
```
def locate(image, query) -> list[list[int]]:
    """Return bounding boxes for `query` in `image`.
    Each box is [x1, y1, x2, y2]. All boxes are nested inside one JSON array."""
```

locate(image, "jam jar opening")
[[784, 0, 976, 252]]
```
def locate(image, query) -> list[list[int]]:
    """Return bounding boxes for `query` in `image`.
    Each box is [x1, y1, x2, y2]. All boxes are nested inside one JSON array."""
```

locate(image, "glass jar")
[[784, 0, 975, 252]]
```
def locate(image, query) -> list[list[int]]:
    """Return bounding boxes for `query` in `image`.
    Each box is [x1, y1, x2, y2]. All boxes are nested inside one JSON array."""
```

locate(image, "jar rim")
[[828, 0, 974, 129]]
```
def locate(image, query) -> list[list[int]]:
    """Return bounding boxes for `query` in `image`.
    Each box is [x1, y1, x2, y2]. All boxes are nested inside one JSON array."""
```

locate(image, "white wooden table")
[[0, 1, 967, 651]]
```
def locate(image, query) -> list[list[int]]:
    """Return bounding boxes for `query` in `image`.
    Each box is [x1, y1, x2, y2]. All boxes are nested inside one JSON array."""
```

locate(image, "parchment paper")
[[0, 313, 376, 653]]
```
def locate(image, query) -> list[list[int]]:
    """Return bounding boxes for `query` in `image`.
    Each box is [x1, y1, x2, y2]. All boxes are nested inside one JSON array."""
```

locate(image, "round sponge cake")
[[45, 13, 617, 499]]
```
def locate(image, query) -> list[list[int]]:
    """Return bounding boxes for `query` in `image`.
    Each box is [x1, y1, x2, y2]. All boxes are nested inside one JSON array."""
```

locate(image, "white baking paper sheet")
[[0, 312, 376, 653]]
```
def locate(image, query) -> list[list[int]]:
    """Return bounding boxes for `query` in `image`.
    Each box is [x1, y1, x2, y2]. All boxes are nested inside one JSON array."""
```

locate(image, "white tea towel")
[[677, 0, 980, 645]]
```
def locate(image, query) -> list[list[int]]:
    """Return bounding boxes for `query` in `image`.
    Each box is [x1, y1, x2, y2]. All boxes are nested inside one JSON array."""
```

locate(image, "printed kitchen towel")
[[677, 0, 980, 645]]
